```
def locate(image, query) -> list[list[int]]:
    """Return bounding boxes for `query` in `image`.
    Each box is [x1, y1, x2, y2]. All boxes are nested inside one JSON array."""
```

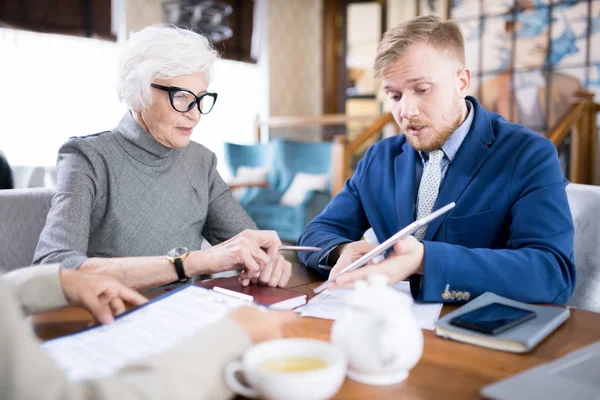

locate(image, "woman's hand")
[[59, 269, 148, 324], [188, 230, 282, 278], [238, 254, 292, 287], [227, 307, 299, 343]]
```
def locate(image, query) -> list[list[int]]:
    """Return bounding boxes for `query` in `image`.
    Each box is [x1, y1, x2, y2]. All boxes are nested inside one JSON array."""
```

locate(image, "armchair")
[[223, 141, 274, 203], [0, 188, 55, 270], [223, 141, 272, 182], [566, 183, 600, 312], [224, 138, 333, 242]]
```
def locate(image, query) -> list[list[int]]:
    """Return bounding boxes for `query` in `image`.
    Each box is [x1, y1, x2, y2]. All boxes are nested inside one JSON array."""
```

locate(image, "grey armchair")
[[566, 183, 600, 313], [0, 188, 217, 276], [0, 188, 55, 270]]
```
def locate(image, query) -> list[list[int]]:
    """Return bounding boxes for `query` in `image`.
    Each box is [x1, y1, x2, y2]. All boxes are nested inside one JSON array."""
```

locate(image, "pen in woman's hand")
[[278, 245, 321, 252]]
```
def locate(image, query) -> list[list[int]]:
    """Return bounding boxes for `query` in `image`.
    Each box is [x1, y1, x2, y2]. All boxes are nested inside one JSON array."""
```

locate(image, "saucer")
[[347, 369, 409, 385]]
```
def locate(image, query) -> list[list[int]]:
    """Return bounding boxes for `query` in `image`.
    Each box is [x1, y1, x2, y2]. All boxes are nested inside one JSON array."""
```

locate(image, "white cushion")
[[280, 172, 329, 207], [229, 165, 269, 185], [227, 166, 269, 199]]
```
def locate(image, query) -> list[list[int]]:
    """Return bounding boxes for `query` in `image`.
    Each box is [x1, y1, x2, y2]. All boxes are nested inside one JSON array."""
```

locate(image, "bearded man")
[[298, 15, 575, 305]]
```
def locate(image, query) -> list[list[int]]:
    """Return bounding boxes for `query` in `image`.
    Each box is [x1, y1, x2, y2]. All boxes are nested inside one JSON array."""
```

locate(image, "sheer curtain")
[[199, 59, 261, 180], [0, 28, 125, 168], [0, 28, 260, 182]]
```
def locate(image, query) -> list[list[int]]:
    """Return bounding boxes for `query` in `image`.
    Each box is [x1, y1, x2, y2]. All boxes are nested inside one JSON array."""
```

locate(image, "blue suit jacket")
[[298, 97, 575, 305]]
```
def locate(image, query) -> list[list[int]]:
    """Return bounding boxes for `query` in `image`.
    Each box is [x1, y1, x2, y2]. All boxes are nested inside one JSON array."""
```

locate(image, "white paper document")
[[42, 285, 249, 382], [298, 281, 443, 330]]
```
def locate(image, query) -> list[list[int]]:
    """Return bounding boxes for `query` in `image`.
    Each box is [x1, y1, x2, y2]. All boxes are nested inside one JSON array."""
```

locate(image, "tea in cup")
[[258, 356, 329, 373], [225, 338, 347, 400]]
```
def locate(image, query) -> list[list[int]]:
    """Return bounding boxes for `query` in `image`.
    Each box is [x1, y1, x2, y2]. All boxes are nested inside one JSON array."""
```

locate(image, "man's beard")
[[403, 102, 465, 152]]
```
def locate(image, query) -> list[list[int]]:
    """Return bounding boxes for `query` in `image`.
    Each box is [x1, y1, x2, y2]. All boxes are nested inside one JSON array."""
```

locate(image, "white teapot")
[[330, 274, 423, 385]]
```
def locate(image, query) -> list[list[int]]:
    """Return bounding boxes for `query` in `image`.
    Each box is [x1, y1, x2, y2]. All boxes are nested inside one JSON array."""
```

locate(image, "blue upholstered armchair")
[[223, 141, 274, 188], [224, 139, 333, 242]]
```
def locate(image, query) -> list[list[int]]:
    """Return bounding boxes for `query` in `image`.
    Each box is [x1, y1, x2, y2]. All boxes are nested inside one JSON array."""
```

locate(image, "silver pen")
[[279, 245, 322, 252]]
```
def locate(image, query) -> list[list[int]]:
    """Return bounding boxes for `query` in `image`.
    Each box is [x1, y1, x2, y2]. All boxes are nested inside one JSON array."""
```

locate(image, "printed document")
[[298, 281, 442, 330], [42, 285, 249, 382]]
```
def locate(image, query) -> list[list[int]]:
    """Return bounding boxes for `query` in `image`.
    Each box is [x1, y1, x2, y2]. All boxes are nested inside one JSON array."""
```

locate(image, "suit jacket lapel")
[[424, 97, 495, 240], [394, 140, 417, 234]]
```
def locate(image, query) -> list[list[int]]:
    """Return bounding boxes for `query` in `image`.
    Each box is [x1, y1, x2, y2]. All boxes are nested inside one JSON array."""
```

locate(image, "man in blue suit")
[[298, 15, 575, 304]]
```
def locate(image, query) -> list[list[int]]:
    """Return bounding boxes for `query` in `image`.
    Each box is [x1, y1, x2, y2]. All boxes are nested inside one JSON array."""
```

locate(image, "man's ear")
[[457, 67, 471, 99]]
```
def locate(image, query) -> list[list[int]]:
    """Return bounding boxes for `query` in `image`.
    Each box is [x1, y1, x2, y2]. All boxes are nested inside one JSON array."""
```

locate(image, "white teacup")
[[225, 338, 347, 400]]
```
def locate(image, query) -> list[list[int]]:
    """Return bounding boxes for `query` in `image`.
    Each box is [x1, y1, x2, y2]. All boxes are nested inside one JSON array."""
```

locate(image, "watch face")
[[167, 247, 188, 258]]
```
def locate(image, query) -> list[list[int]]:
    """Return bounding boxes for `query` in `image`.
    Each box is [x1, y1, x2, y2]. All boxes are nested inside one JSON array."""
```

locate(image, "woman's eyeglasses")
[[151, 83, 218, 114]]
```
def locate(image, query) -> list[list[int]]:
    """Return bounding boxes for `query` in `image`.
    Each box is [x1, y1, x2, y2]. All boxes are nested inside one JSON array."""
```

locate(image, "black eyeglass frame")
[[150, 83, 218, 114]]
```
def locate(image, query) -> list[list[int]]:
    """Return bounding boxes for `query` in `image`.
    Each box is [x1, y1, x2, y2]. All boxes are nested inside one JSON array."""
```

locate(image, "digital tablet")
[[313, 202, 455, 293]]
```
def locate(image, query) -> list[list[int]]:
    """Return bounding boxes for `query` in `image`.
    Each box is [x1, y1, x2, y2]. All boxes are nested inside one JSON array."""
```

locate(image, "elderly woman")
[[33, 25, 291, 290]]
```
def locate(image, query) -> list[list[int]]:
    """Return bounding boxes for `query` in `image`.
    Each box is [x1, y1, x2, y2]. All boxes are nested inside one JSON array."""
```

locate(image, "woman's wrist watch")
[[166, 247, 190, 282]]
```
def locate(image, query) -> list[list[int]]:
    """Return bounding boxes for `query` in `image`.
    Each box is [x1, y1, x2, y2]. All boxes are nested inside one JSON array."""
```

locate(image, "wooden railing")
[[548, 90, 599, 185], [254, 93, 599, 198], [253, 113, 383, 143], [331, 113, 398, 195]]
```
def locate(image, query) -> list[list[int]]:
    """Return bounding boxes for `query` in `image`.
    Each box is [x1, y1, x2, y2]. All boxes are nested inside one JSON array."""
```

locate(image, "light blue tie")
[[414, 150, 444, 241]]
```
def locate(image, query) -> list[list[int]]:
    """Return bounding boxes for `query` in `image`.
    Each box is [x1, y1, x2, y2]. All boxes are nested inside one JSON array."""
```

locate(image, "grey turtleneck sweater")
[[33, 112, 256, 269]]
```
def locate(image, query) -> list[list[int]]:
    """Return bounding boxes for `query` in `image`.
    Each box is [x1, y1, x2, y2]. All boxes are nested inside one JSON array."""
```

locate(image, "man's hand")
[[238, 254, 292, 288], [187, 230, 281, 278], [328, 240, 378, 279], [59, 269, 148, 324], [328, 236, 425, 290], [227, 307, 299, 343]]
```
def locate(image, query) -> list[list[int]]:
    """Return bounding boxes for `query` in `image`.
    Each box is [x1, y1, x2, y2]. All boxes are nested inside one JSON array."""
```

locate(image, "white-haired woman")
[[34, 25, 291, 290]]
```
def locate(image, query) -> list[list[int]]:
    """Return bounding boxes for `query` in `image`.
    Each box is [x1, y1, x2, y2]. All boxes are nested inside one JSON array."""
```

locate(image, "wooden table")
[[33, 264, 600, 399]]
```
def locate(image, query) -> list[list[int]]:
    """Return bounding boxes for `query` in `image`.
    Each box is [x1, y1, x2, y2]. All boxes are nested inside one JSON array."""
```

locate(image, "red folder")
[[197, 277, 308, 310]]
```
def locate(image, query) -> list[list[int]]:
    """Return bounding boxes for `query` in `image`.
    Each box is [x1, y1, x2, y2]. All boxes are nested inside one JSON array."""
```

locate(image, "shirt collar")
[[419, 99, 474, 163]]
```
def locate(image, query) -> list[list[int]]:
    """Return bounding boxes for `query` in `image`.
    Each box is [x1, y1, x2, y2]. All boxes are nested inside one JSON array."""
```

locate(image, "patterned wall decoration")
[[449, 0, 600, 133], [418, 0, 449, 17], [267, 0, 323, 117]]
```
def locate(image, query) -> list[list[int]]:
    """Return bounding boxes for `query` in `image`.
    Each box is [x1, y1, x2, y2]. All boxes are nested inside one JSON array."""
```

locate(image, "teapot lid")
[[345, 274, 413, 312]]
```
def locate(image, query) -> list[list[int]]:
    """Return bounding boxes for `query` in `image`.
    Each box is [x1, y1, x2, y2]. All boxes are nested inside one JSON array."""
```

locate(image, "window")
[[0, 28, 260, 181]]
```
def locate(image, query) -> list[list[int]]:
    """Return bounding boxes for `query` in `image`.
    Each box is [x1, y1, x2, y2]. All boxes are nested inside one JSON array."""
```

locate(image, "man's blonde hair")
[[374, 15, 465, 78]]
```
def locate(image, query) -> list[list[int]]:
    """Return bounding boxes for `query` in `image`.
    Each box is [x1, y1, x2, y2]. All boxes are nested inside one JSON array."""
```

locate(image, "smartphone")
[[449, 302, 537, 335]]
